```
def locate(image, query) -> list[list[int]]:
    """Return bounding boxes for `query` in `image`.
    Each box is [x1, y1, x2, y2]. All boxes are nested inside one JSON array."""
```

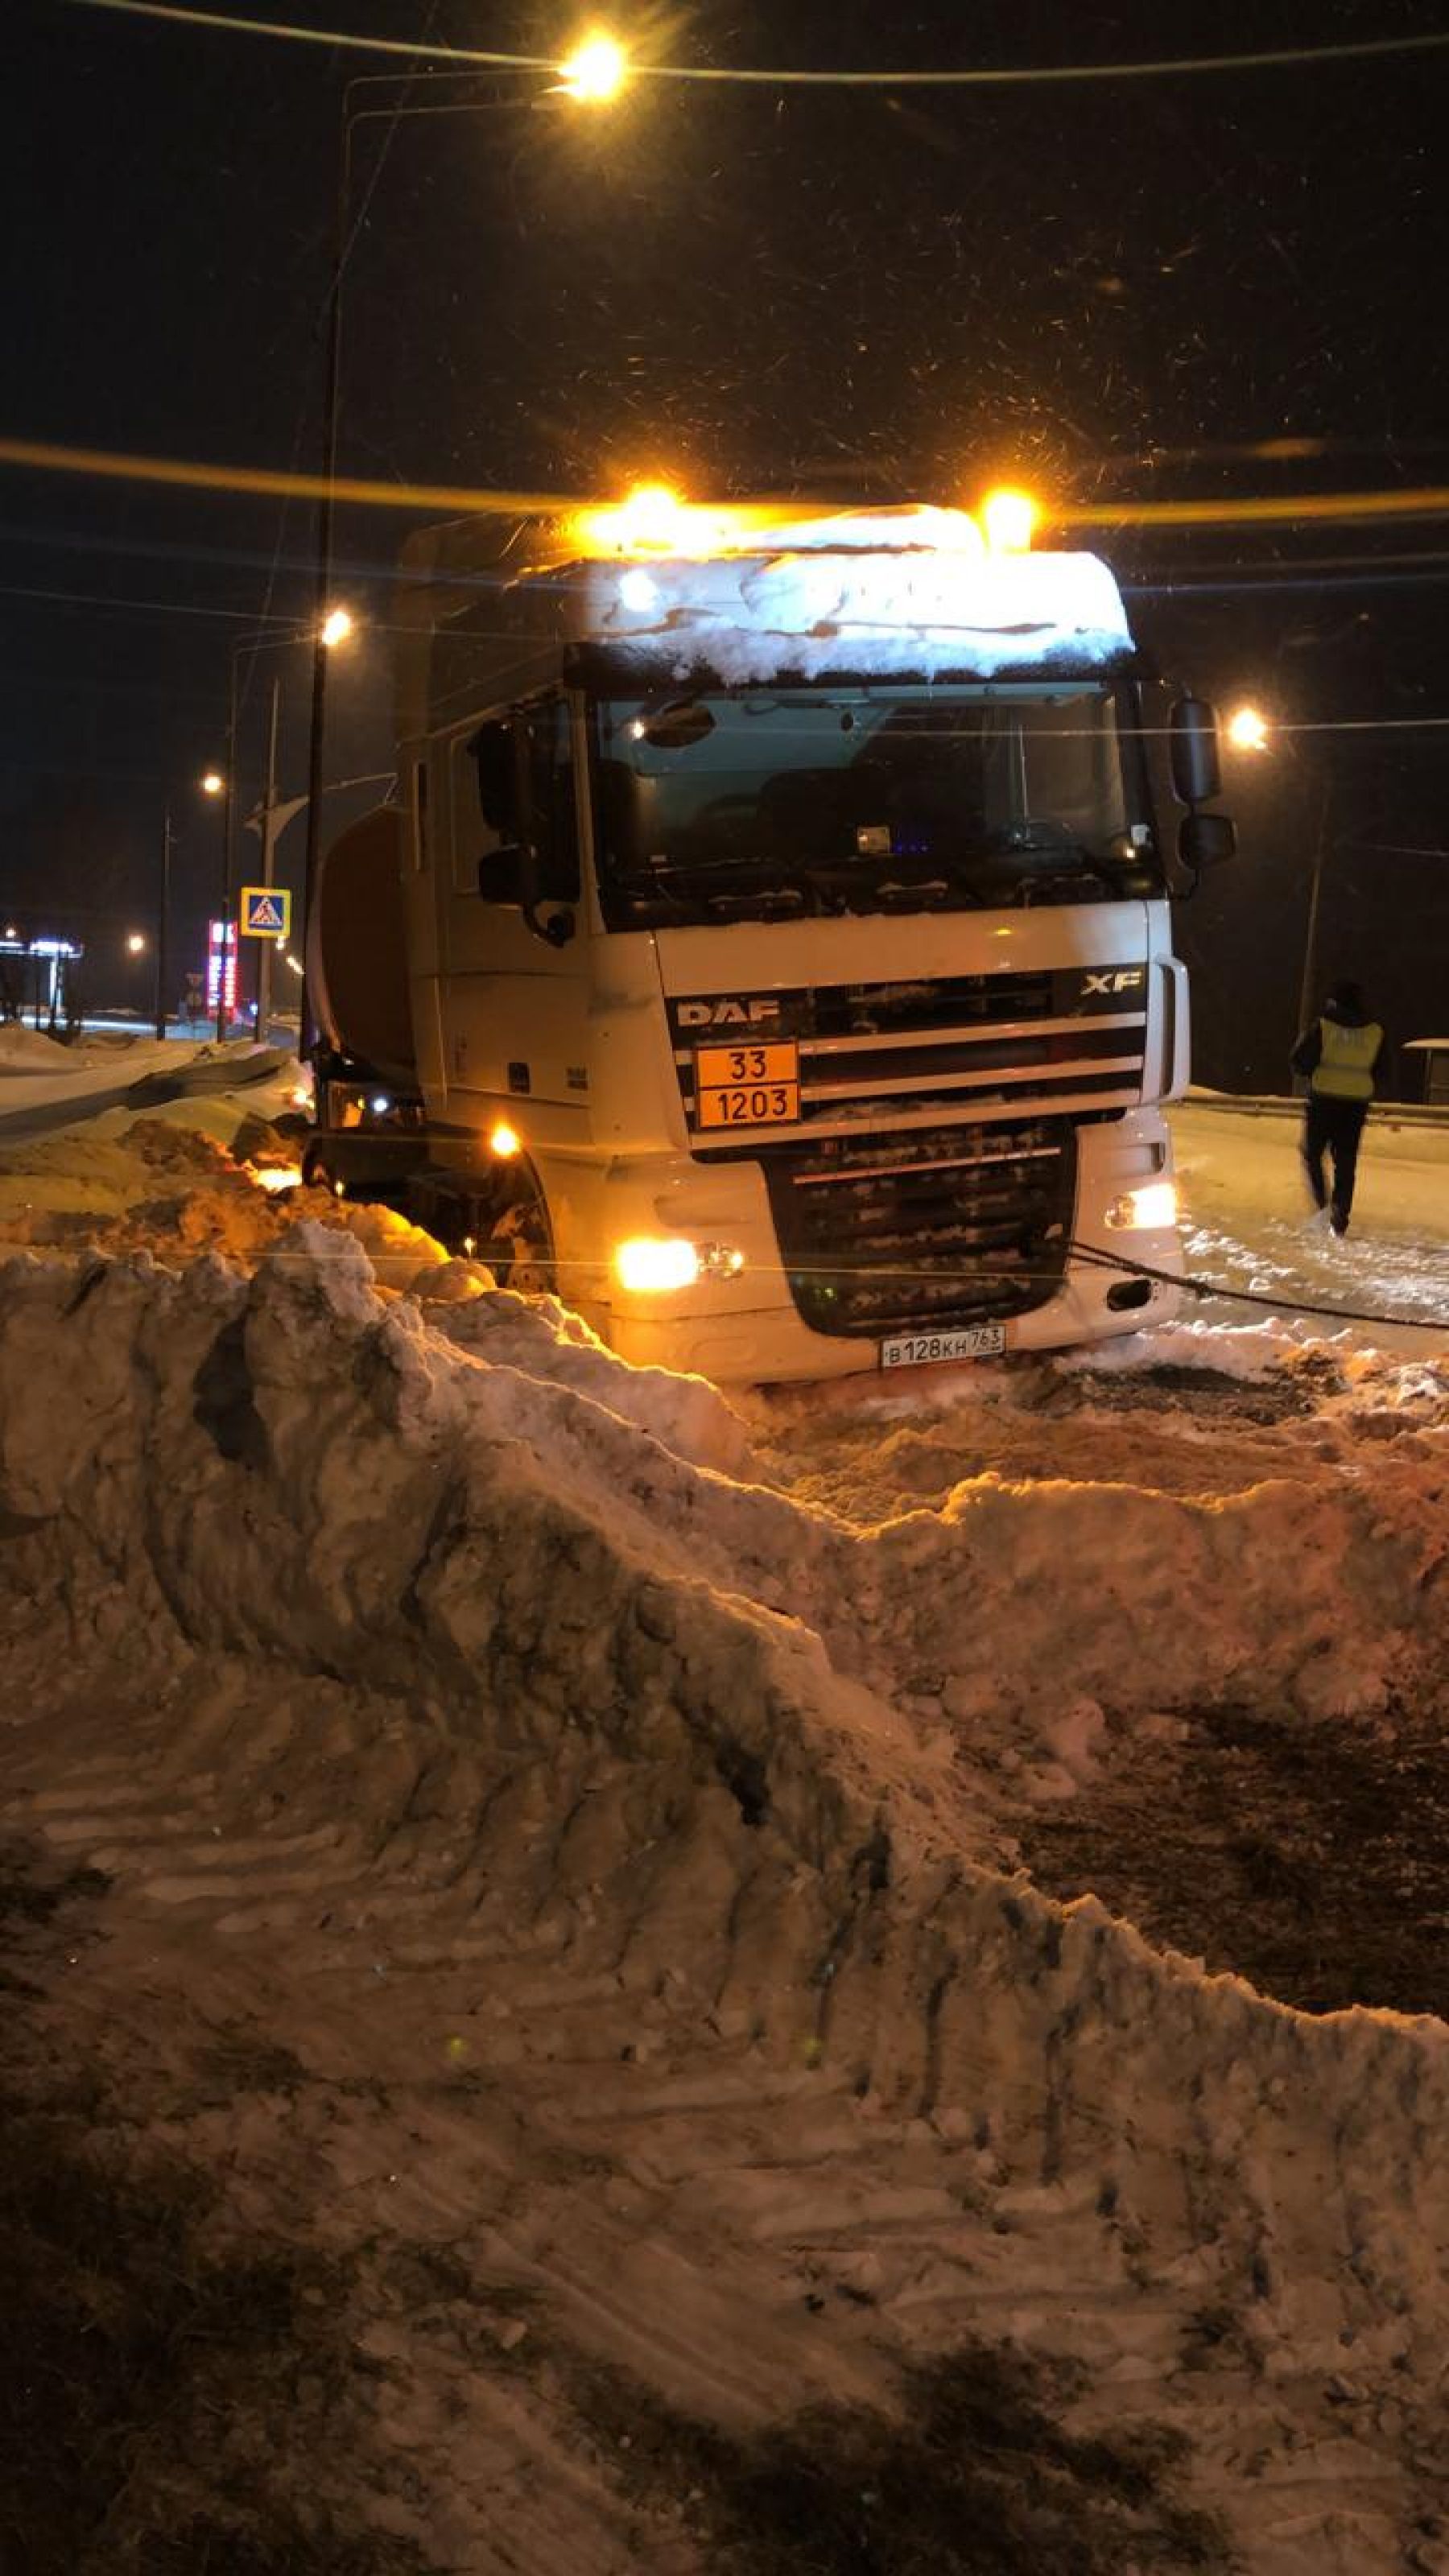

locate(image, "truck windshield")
[[591, 685, 1157, 928]]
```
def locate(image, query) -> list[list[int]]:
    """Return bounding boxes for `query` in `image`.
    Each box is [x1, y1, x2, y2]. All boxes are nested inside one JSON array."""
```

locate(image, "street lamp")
[[1224, 702, 1327, 1042], [222, 614, 359, 1046], [299, 37, 630, 1059], [556, 31, 630, 102], [1227, 704, 1271, 754], [126, 932, 147, 956], [201, 770, 225, 797]]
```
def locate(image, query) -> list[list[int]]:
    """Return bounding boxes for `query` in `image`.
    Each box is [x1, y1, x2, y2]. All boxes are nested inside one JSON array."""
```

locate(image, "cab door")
[[433, 692, 591, 1137]]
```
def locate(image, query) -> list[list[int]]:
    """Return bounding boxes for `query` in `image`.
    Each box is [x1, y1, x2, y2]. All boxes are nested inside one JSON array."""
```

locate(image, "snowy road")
[[1170, 1096, 1447, 1356]]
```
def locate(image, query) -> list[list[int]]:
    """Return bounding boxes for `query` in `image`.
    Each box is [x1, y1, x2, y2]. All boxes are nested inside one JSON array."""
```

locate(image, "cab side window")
[[450, 729, 505, 894], [459, 699, 580, 903], [523, 700, 582, 903]]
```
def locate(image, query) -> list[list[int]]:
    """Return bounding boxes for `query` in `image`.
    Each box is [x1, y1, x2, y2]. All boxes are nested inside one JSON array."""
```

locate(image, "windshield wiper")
[[618, 852, 822, 913]]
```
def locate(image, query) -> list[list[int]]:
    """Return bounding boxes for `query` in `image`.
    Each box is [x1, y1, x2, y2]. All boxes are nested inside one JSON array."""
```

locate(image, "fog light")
[[1105, 1179, 1179, 1232], [614, 1236, 701, 1294]]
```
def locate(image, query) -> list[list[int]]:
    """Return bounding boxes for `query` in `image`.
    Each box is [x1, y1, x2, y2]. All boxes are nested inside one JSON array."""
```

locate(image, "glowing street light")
[[320, 606, 354, 649], [201, 770, 225, 796], [980, 487, 1038, 553], [556, 31, 630, 103], [303, 42, 631, 1062], [1227, 704, 1271, 753], [126, 931, 147, 955]]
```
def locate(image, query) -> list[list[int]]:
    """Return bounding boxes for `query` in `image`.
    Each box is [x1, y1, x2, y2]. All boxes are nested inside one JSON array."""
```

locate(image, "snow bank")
[[0, 1022, 78, 1071], [573, 545, 1133, 683], [3, 1224, 1449, 2436]]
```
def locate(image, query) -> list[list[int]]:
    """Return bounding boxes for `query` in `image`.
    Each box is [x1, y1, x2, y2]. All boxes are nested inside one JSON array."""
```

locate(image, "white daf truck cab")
[[306, 494, 1233, 1381]]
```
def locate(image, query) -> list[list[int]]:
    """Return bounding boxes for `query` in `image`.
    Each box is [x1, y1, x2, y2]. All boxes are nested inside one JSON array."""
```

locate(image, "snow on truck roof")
[[569, 546, 1130, 684], [398, 501, 1136, 719], [559, 501, 1134, 684]]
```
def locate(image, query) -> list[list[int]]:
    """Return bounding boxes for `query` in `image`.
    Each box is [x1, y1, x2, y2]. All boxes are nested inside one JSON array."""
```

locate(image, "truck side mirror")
[[1170, 697, 1222, 807], [1179, 811, 1236, 870]]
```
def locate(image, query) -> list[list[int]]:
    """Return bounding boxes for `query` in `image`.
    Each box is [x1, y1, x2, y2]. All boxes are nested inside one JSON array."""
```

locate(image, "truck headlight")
[[614, 1236, 701, 1294], [1104, 1180, 1179, 1232], [613, 1237, 745, 1293]]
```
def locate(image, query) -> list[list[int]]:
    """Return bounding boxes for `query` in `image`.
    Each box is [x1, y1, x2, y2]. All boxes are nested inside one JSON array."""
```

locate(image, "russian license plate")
[[694, 1039, 800, 1130], [880, 1323, 1007, 1370]]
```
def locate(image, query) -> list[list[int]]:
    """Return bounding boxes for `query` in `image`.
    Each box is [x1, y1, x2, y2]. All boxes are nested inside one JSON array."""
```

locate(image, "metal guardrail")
[[1183, 1087, 1449, 1134]]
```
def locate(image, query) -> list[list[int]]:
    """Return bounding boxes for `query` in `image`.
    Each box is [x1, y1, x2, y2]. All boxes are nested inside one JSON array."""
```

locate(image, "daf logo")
[[1081, 968, 1145, 997], [676, 996, 782, 1029]]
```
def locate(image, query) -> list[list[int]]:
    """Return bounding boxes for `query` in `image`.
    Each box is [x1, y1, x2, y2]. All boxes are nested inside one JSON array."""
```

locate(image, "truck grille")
[[760, 1117, 1077, 1340], [670, 968, 1147, 1140]]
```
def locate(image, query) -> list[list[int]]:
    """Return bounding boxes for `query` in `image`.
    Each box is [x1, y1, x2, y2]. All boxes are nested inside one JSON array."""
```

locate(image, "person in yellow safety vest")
[[1289, 978, 1385, 1236]]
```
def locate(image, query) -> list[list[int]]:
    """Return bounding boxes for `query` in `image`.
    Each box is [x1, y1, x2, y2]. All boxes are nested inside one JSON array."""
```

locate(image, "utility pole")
[[1294, 772, 1333, 1047], [256, 675, 282, 1042], [216, 737, 236, 1045], [155, 807, 173, 1042]]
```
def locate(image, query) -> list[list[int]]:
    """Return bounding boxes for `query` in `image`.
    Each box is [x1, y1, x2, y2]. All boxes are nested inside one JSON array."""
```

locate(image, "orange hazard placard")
[[694, 1040, 800, 1129]]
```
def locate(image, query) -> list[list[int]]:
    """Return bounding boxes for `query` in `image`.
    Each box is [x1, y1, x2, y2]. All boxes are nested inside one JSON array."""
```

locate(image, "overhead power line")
[[57, 0, 1449, 87]]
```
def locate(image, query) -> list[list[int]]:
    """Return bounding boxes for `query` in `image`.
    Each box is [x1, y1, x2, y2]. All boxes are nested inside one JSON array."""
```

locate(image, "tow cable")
[[1069, 1238, 1448, 1336]]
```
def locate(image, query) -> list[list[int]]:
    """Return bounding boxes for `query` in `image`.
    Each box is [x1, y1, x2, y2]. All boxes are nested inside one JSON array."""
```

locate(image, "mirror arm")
[[522, 897, 576, 950]]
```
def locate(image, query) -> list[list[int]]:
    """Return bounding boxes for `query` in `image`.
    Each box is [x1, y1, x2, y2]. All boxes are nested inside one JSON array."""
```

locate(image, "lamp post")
[[299, 38, 630, 1060], [197, 768, 230, 1041], [225, 617, 357, 1046], [155, 813, 171, 1039], [1295, 772, 1335, 1046]]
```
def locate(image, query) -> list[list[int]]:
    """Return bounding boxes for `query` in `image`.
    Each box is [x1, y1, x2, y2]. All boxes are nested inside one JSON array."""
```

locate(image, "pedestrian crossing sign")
[[240, 886, 291, 939]]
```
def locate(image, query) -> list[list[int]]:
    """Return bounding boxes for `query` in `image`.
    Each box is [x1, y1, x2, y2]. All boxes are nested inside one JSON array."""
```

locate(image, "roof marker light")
[[981, 488, 1038, 552]]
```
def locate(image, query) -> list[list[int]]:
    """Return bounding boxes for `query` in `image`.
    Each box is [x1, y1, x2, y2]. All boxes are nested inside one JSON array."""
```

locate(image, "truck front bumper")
[[569, 1110, 1183, 1386]]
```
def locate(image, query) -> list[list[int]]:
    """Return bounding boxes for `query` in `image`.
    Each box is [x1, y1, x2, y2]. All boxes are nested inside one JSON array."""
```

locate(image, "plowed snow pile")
[[2, 1137, 1449, 2572]]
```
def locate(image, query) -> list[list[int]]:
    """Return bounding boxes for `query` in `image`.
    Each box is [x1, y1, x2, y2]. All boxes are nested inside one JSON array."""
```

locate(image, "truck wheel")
[[481, 1187, 556, 1298]]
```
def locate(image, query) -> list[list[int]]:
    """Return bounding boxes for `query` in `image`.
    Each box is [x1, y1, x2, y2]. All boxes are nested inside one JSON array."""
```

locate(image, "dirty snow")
[[2, 1095, 1448, 2571]]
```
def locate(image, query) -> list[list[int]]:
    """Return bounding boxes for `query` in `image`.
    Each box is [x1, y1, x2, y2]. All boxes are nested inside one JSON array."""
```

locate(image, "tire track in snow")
[[3, 1230, 1449, 2572]]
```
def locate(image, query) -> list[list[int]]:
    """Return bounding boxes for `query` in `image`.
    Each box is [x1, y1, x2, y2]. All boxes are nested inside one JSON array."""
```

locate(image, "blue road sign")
[[239, 886, 291, 939]]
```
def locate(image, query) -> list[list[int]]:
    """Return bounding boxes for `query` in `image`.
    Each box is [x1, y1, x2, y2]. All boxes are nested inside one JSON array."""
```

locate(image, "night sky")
[[3, 0, 1447, 1086]]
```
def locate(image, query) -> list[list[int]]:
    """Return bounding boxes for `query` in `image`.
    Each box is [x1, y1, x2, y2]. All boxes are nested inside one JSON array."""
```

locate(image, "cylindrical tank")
[[307, 804, 415, 1084]]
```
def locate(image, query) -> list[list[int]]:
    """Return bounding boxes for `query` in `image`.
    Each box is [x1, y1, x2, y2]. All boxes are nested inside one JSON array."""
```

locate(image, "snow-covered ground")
[[0, 1020, 298, 1140], [2, 1094, 1447, 2572], [1170, 1096, 1447, 1358]]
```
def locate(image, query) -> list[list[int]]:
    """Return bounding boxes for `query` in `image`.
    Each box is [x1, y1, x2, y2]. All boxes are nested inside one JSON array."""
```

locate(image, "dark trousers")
[[1302, 1093, 1368, 1226]]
